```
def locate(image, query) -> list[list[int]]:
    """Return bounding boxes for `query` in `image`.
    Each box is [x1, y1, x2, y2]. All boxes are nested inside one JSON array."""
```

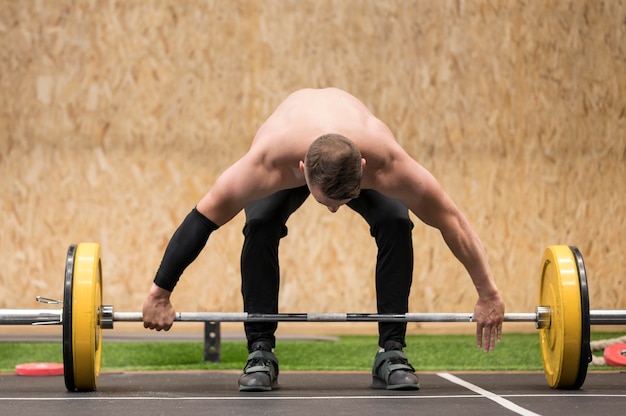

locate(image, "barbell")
[[1, 243, 625, 392]]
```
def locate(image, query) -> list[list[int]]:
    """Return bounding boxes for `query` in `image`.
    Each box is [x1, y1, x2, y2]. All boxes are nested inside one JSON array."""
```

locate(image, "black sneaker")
[[238, 342, 280, 391], [370, 341, 420, 390]]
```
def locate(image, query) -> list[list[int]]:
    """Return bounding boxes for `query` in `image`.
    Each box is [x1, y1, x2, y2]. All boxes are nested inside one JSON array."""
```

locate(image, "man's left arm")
[[378, 154, 505, 351], [429, 199, 505, 352]]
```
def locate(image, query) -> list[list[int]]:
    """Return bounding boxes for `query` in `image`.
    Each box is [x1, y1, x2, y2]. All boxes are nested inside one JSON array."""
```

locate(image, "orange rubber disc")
[[604, 343, 626, 367], [15, 362, 64, 376]]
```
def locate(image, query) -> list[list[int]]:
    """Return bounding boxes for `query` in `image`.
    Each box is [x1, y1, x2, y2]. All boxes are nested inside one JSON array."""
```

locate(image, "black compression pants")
[[240, 186, 414, 351]]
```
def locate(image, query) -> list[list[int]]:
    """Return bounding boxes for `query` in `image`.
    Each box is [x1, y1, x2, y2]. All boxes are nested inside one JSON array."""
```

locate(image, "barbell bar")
[[0, 309, 538, 324], [4, 308, 626, 326], [1, 243, 625, 392]]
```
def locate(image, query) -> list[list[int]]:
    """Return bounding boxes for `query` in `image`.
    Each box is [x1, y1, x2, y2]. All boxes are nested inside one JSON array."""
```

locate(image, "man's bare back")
[[196, 88, 418, 224], [250, 88, 401, 184]]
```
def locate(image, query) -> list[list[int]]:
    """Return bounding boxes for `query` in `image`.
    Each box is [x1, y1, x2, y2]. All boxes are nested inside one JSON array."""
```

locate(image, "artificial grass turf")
[[0, 333, 622, 373]]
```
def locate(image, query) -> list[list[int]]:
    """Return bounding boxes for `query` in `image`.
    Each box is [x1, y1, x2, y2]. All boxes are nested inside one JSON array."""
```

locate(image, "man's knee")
[[243, 218, 288, 240], [371, 216, 414, 240]]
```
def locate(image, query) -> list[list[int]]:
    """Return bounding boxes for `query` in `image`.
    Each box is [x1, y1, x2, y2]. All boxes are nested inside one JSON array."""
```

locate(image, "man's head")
[[300, 134, 364, 211]]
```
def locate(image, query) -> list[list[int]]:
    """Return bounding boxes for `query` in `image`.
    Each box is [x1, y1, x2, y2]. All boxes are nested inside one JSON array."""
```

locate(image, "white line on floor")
[[437, 372, 543, 416], [0, 395, 474, 401], [0, 393, 625, 401]]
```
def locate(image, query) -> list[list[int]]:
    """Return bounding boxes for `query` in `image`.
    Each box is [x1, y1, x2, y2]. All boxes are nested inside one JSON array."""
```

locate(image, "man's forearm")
[[153, 208, 219, 291], [440, 217, 499, 298]]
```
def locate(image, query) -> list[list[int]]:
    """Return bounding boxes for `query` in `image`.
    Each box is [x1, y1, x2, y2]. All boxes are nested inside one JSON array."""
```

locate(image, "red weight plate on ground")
[[15, 362, 64, 376], [603, 343, 626, 367]]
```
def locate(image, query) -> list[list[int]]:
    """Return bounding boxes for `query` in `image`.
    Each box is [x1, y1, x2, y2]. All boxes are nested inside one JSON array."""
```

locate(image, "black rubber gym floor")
[[1, 370, 624, 416]]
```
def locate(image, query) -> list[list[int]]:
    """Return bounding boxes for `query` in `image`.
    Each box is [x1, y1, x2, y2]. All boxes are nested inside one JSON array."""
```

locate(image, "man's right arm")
[[142, 207, 219, 331], [143, 151, 282, 330], [153, 208, 219, 291]]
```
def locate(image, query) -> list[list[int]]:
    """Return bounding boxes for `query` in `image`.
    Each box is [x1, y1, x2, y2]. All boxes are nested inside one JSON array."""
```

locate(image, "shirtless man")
[[142, 88, 505, 392]]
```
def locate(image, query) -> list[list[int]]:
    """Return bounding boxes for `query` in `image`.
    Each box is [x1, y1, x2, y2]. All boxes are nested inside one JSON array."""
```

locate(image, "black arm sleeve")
[[153, 208, 219, 291]]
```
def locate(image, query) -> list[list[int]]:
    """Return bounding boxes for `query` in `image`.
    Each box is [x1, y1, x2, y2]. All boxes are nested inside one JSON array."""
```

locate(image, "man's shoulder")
[[248, 128, 308, 165]]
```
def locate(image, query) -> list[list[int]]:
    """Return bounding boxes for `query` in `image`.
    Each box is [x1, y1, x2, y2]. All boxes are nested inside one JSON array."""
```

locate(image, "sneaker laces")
[[386, 355, 414, 371], [244, 345, 278, 375], [246, 357, 272, 370]]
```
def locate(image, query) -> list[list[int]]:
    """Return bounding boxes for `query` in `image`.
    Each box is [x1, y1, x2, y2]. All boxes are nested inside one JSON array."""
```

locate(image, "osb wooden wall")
[[1, 0, 625, 335]]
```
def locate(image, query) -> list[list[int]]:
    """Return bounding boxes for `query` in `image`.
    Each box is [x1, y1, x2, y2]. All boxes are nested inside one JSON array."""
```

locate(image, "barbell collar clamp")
[[101, 305, 114, 329], [536, 306, 551, 329]]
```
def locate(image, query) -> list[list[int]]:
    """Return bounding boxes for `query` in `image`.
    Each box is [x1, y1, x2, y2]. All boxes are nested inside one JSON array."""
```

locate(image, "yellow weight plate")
[[71, 243, 103, 391], [539, 245, 582, 389]]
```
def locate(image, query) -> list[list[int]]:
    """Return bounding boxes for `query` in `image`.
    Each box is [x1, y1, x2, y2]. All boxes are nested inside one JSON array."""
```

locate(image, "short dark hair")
[[304, 134, 362, 200]]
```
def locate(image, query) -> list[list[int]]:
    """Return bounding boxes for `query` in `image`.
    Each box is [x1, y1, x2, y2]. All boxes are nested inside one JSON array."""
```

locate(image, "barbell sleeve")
[[0, 309, 63, 325]]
